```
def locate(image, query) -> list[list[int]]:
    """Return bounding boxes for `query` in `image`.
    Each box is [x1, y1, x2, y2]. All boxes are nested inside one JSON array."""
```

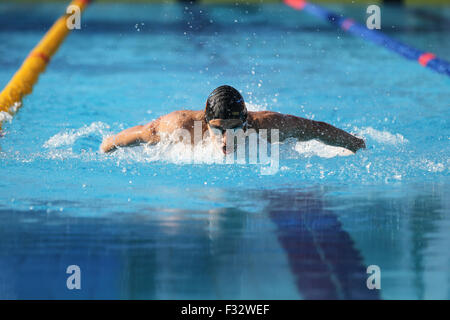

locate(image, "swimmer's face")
[[207, 119, 245, 155]]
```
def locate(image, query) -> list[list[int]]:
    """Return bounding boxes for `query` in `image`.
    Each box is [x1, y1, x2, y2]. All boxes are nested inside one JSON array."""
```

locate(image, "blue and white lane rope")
[[285, 0, 450, 77]]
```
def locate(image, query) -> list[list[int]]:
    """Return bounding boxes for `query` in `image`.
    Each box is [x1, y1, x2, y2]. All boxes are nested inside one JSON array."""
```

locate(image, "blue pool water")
[[0, 3, 449, 299]]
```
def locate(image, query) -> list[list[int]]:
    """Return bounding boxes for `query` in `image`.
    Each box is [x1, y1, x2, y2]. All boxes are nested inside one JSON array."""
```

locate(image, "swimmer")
[[100, 85, 366, 154]]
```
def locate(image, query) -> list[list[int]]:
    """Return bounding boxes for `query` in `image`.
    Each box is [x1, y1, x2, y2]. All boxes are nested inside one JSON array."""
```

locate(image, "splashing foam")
[[0, 111, 13, 123], [0, 102, 21, 125], [42, 115, 412, 166], [43, 122, 111, 148], [246, 102, 266, 112], [294, 140, 354, 158], [24, 114, 444, 183], [114, 137, 225, 165], [42, 121, 231, 164], [357, 127, 408, 145]]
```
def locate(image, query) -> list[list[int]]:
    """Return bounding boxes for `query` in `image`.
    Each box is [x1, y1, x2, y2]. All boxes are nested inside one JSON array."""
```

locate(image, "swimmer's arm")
[[270, 114, 365, 153], [100, 121, 159, 153], [303, 119, 365, 153]]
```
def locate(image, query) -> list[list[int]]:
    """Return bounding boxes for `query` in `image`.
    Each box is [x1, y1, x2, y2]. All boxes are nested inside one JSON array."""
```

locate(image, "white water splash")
[[148, 138, 224, 164], [108, 135, 225, 165], [294, 140, 354, 158], [43, 122, 111, 148], [41, 120, 414, 166], [42, 118, 356, 164], [0, 102, 21, 125], [357, 126, 408, 145], [246, 102, 267, 112], [0, 111, 13, 123], [11, 119, 444, 183]]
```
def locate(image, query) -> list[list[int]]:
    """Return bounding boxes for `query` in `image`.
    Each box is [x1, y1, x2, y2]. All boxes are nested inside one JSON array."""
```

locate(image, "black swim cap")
[[205, 85, 247, 123]]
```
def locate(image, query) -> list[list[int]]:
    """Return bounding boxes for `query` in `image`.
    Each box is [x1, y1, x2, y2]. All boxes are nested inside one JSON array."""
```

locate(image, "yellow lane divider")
[[0, 0, 90, 129]]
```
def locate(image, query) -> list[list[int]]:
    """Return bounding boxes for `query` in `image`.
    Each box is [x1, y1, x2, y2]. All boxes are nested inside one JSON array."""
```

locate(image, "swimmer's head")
[[205, 85, 247, 124], [205, 85, 248, 155]]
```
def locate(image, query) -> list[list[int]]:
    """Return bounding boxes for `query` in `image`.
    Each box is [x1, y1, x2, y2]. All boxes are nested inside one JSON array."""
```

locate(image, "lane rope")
[[0, 0, 91, 129], [284, 0, 450, 77]]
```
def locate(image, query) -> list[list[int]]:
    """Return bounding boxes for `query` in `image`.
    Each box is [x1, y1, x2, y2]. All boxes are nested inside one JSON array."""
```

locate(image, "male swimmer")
[[100, 85, 366, 154]]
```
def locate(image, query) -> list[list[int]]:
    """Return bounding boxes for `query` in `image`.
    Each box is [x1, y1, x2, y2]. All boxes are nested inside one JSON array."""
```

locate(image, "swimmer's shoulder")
[[156, 110, 201, 123], [247, 110, 283, 128], [156, 109, 205, 131]]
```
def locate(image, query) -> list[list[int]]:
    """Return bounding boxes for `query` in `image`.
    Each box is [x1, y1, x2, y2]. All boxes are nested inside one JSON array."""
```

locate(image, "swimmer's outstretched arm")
[[299, 118, 366, 153], [256, 112, 365, 153], [100, 121, 160, 153]]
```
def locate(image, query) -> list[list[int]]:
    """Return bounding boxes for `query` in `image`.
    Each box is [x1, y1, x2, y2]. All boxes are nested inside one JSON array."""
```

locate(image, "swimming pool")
[[0, 2, 449, 299]]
